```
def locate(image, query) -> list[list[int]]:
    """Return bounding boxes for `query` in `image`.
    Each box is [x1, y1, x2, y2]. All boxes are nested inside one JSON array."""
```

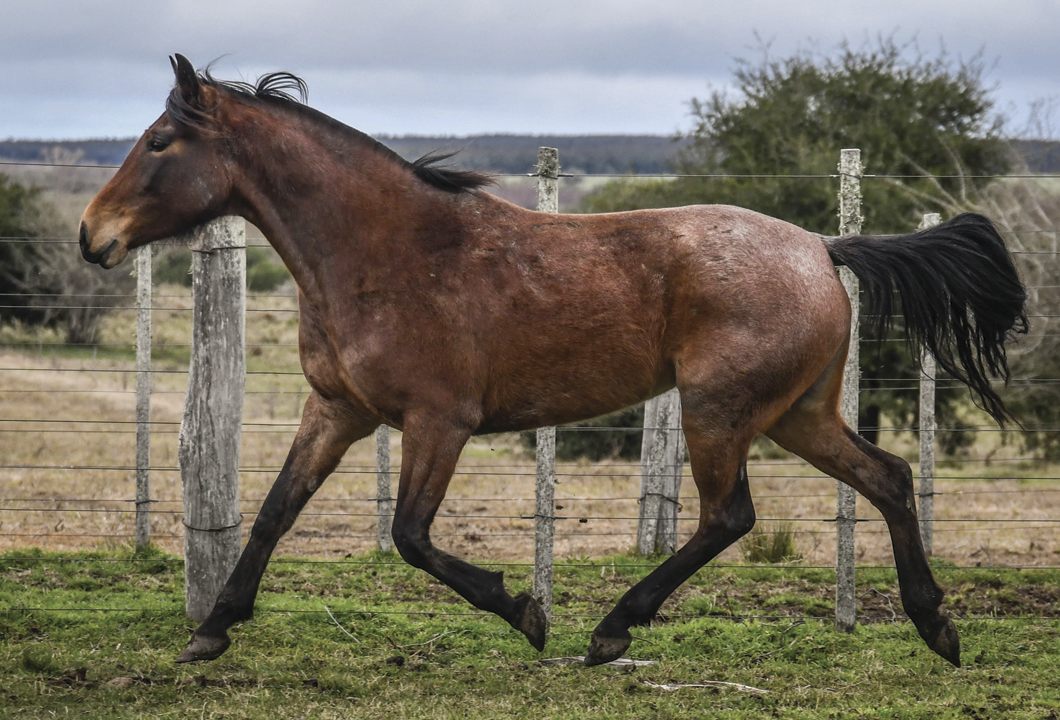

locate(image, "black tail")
[[826, 213, 1028, 425]]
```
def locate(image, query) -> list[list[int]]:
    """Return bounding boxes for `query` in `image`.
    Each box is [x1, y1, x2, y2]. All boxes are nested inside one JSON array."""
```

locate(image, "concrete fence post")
[[134, 245, 152, 550], [178, 217, 246, 622], [835, 148, 862, 633], [376, 425, 393, 552], [533, 147, 559, 624], [917, 212, 941, 556]]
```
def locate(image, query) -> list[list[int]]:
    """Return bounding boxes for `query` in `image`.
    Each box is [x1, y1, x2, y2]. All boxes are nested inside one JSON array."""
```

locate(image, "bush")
[[0, 174, 134, 343], [152, 245, 291, 292], [522, 405, 645, 461], [246, 246, 292, 291], [740, 522, 802, 564]]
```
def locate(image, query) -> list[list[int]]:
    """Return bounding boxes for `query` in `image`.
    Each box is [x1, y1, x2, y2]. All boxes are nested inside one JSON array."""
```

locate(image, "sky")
[[2, 0, 1059, 140]]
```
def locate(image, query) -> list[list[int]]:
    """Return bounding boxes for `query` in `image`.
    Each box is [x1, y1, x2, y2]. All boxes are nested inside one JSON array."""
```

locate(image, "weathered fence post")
[[533, 147, 559, 624], [134, 245, 152, 550], [638, 390, 684, 555], [376, 425, 393, 552], [179, 217, 246, 622], [835, 148, 862, 633], [918, 213, 941, 557]]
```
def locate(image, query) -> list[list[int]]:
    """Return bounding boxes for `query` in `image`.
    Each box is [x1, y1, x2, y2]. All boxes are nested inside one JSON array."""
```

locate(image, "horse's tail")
[[825, 212, 1028, 426]]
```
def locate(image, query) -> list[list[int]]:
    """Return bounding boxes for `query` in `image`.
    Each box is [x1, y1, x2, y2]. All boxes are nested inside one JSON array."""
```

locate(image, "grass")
[[2, 549, 1060, 718], [739, 522, 803, 565]]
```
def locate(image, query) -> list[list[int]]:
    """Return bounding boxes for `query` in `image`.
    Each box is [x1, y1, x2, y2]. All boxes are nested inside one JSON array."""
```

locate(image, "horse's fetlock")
[[392, 526, 429, 568], [732, 505, 757, 538], [720, 497, 756, 539], [902, 583, 944, 616]]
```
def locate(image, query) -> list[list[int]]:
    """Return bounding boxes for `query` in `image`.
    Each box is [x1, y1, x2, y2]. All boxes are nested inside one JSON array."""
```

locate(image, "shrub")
[[0, 174, 134, 343], [740, 522, 802, 564], [522, 405, 645, 461]]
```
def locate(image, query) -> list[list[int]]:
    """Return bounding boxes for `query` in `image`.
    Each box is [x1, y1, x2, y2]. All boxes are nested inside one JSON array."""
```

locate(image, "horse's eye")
[[146, 138, 170, 153]]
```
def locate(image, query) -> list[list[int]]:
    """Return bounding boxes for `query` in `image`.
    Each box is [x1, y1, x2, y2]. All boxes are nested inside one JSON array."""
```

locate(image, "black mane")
[[166, 67, 493, 194]]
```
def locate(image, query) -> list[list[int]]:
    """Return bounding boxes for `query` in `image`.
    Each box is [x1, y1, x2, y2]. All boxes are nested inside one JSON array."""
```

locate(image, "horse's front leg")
[[176, 392, 378, 662], [391, 416, 547, 651]]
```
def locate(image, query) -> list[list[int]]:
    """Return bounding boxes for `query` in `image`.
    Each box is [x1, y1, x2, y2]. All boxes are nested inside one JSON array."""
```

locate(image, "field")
[[1, 284, 1058, 567], [1, 277, 1059, 717], [2, 551, 1060, 718]]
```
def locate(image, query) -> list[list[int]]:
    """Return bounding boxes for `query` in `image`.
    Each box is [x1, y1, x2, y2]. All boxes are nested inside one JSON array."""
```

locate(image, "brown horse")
[[81, 55, 1026, 668]]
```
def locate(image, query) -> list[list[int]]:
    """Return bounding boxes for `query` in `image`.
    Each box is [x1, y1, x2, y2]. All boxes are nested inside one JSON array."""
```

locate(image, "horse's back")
[[464, 198, 850, 431]]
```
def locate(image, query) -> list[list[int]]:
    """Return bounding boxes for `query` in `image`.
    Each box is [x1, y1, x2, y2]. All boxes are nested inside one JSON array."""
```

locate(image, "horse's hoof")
[[584, 628, 631, 666], [175, 632, 231, 663], [512, 592, 547, 652], [929, 616, 961, 668]]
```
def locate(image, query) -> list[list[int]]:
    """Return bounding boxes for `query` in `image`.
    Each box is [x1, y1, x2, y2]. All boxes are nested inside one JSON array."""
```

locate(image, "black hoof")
[[584, 628, 631, 666], [928, 616, 961, 668], [175, 632, 231, 663], [512, 592, 547, 652]]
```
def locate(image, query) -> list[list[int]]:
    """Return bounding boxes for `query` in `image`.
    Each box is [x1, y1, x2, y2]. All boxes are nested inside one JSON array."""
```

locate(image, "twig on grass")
[[324, 605, 361, 644], [861, 588, 898, 624], [642, 680, 769, 695], [398, 630, 460, 649], [537, 656, 657, 667]]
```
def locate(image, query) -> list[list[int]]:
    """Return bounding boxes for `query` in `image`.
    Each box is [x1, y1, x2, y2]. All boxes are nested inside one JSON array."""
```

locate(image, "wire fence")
[[1, 153, 1059, 628]]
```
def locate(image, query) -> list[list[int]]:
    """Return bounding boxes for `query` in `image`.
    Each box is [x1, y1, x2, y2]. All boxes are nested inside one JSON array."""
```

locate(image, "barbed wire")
[[4, 162, 1060, 620], [4, 555, 1060, 573], [3, 504, 1058, 526], [7, 156, 1060, 181]]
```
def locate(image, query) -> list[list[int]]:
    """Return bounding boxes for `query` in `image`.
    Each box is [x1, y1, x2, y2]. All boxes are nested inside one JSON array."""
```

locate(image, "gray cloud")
[[2, 0, 1057, 138]]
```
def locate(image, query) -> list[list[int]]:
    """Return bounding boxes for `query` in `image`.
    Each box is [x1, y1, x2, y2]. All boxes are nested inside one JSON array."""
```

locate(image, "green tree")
[[0, 174, 134, 343], [583, 38, 1012, 448], [0, 175, 50, 326]]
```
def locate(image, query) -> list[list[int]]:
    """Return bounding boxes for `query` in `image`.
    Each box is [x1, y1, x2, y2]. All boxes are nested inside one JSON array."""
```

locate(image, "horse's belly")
[[476, 348, 673, 433]]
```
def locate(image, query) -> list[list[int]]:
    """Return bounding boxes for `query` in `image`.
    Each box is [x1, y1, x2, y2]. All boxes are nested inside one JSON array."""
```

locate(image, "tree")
[[0, 174, 134, 344], [583, 37, 1013, 448]]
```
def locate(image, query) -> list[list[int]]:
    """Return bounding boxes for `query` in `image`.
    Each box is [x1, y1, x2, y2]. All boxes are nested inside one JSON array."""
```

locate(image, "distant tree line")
[[0, 135, 690, 176], [4, 136, 1060, 177]]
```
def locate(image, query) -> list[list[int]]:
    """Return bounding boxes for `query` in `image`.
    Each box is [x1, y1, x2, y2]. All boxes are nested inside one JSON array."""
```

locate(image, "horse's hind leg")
[[177, 392, 377, 662], [586, 403, 757, 665], [390, 415, 547, 651], [766, 391, 961, 666]]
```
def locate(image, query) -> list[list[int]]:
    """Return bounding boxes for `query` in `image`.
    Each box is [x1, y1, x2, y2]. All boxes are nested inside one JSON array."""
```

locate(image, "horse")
[[80, 54, 1027, 668]]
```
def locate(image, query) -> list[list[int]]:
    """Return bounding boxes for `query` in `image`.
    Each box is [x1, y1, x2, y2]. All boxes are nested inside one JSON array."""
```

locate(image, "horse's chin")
[[99, 242, 130, 269]]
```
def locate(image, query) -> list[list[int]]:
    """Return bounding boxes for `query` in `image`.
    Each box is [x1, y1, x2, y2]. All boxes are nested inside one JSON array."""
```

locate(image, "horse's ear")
[[170, 54, 201, 105]]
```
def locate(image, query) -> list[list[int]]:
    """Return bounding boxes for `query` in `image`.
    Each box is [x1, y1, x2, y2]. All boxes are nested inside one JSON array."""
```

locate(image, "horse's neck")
[[232, 126, 433, 305]]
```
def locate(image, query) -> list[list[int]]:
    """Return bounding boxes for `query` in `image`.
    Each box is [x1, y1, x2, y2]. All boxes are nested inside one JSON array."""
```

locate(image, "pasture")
[[3, 551, 1060, 718], [2, 284, 1060, 717], [2, 138, 1059, 712], [2, 285, 1059, 567]]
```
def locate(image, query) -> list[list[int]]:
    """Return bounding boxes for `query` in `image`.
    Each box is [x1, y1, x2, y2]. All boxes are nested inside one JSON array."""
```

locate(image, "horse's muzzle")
[[79, 222, 118, 266]]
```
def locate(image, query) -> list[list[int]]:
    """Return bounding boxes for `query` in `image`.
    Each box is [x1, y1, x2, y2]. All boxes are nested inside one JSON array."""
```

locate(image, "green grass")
[[2, 549, 1060, 718], [739, 522, 803, 565]]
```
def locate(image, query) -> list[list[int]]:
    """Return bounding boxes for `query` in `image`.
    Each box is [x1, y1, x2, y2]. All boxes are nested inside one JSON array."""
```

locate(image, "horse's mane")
[[166, 68, 493, 194]]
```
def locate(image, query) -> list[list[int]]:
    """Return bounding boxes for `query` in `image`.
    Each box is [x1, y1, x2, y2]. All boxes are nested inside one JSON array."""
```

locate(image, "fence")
[[1, 149, 1059, 630]]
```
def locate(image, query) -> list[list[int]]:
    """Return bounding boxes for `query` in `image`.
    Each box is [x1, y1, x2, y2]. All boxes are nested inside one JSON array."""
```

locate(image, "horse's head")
[[80, 54, 234, 268]]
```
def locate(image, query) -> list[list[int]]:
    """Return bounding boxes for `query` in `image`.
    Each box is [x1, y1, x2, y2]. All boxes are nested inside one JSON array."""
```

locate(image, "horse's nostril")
[[79, 222, 88, 252]]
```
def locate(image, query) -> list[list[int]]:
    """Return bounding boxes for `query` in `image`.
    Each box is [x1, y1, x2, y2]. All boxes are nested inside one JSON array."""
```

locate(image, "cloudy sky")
[[2, 0, 1059, 140]]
